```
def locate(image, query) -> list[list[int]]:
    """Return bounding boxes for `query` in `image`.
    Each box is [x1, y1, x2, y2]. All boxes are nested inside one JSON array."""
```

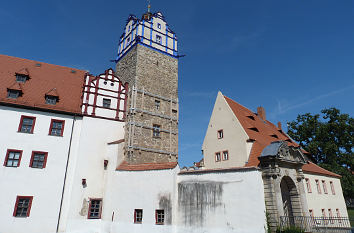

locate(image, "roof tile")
[[116, 161, 178, 171]]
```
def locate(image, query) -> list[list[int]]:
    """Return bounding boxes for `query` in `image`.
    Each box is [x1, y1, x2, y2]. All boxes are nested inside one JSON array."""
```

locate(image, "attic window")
[[7, 89, 21, 99], [249, 127, 259, 132], [45, 95, 58, 105], [156, 35, 162, 44], [270, 134, 279, 139], [246, 115, 255, 120], [16, 74, 29, 83], [157, 23, 161, 29], [285, 139, 292, 143]]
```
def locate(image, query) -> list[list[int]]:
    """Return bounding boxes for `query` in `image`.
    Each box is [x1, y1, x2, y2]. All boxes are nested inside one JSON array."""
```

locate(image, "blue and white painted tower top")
[[116, 11, 178, 62]]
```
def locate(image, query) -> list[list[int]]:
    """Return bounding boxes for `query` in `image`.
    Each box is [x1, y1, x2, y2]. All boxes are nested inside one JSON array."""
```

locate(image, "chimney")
[[277, 122, 282, 130], [257, 106, 266, 121]]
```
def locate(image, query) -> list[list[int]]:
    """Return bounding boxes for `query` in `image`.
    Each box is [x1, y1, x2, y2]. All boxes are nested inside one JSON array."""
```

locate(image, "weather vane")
[[147, 0, 151, 13]]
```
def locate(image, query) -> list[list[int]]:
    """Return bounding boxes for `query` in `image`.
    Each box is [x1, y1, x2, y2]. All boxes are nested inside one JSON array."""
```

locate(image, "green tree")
[[287, 108, 354, 200]]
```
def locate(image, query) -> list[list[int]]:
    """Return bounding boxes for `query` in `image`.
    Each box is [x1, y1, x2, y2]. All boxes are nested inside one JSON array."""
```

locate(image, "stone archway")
[[280, 176, 298, 220]]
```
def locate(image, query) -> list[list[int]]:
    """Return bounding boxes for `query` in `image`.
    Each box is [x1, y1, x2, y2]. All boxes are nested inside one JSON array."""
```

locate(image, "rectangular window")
[[102, 98, 111, 108], [157, 23, 161, 29], [155, 100, 160, 110], [315, 180, 321, 194], [4, 149, 22, 167], [49, 119, 65, 136], [322, 209, 328, 225], [29, 151, 48, 169], [328, 209, 334, 224], [45, 96, 58, 105], [322, 180, 328, 194], [16, 74, 29, 83], [155, 209, 164, 224], [13, 196, 33, 217], [222, 150, 229, 160], [88, 199, 102, 219], [215, 152, 221, 162], [309, 209, 314, 218], [336, 209, 341, 222], [134, 209, 143, 223], [305, 178, 312, 193], [153, 124, 161, 138], [330, 181, 336, 195], [7, 89, 21, 99], [156, 35, 162, 44], [18, 115, 36, 133], [217, 129, 223, 139]]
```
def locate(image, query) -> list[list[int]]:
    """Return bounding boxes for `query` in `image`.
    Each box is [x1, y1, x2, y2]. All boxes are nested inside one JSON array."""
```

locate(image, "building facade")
[[0, 9, 350, 233]]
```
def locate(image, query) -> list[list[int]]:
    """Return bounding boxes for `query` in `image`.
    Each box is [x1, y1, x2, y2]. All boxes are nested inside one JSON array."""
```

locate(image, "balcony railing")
[[279, 216, 352, 233]]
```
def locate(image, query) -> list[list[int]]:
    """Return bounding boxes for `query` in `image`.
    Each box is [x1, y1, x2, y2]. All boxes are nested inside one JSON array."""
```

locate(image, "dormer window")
[[16, 74, 29, 83], [7, 89, 21, 99], [156, 35, 162, 44], [45, 95, 58, 105]]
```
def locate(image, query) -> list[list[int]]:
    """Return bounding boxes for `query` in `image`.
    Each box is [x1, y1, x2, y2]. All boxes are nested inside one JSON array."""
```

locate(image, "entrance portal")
[[280, 176, 298, 220]]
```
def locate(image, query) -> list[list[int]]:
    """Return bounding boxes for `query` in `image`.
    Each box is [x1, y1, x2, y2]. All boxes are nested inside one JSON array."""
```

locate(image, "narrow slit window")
[[155, 100, 160, 110], [315, 180, 321, 194], [217, 130, 223, 139], [134, 209, 143, 223], [215, 152, 221, 162], [322, 180, 328, 194], [222, 151, 229, 160], [330, 181, 336, 195], [153, 124, 161, 138], [305, 178, 312, 193]]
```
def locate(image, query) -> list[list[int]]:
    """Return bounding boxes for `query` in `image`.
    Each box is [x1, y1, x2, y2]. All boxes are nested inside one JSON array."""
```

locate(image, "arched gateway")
[[259, 141, 309, 232]]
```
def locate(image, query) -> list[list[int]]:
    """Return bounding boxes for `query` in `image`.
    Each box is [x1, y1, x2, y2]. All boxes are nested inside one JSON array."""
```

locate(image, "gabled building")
[[201, 91, 349, 230]]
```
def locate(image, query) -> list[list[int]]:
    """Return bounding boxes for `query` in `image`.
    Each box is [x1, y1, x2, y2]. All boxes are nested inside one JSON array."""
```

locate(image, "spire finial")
[[147, 0, 151, 13]]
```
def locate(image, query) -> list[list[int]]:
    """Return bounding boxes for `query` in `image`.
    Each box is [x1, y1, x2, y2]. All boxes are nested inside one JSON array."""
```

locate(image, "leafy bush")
[[276, 226, 305, 233]]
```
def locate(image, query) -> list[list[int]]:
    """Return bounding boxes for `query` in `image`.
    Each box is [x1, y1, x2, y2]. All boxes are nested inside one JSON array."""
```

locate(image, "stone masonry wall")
[[116, 44, 178, 164]]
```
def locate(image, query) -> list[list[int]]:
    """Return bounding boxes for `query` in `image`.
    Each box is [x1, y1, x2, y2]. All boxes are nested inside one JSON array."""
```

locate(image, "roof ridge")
[[0, 54, 86, 72]]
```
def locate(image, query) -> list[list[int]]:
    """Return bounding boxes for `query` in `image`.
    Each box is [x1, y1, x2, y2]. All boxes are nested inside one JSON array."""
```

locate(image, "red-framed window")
[[336, 209, 341, 223], [330, 181, 336, 195], [215, 152, 221, 162], [134, 209, 143, 223], [155, 209, 164, 225], [88, 198, 102, 219], [309, 209, 314, 218], [49, 119, 65, 136], [13, 196, 33, 217], [315, 179, 321, 194], [222, 150, 229, 160], [4, 149, 23, 167], [305, 178, 312, 193], [217, 129, 223, 139], [322, 180, 328, 194], [328, 209, 334, 224], [29, 151, 48, 169], [18, 115, 36, 133]]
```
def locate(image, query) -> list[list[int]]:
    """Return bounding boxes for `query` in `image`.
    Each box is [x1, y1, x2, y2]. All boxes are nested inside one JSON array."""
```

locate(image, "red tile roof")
[[302, 162, 341, 178], [223, 95, 340, 178], [0, 54, 86, 114], [116, 161, 178, 171]]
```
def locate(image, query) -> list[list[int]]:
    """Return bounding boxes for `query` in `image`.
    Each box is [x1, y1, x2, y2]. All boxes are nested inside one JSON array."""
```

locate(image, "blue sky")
[[1, 1, 353, 167]]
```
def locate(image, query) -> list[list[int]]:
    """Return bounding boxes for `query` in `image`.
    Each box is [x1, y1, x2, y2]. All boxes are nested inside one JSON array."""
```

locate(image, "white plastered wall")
[[202, 91, 250, 169], [303, 173, 348, 218], [0, 105, 76, 233], [176, 169, 266, 233]]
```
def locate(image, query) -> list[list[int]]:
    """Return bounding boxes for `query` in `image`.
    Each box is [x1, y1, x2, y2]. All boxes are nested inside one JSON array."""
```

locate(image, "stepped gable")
[[223, 95, 340, 178], [0, 54, 86, 114], [116, 161, 178, 171]]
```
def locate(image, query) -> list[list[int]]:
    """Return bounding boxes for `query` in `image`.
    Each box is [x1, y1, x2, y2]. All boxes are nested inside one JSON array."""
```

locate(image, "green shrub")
[[276, 225, 305, 233]]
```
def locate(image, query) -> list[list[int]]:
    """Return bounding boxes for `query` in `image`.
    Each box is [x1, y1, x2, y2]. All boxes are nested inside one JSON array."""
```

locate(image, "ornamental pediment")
[[259, 141, 307, 164]]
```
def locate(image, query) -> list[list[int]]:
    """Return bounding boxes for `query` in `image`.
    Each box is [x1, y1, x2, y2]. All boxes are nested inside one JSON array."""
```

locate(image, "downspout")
[[56, 115, 76, 233]]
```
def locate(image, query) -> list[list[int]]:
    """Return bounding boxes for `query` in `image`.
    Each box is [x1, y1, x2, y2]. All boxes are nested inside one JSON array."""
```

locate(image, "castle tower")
[[116, 10, 179, 164]]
